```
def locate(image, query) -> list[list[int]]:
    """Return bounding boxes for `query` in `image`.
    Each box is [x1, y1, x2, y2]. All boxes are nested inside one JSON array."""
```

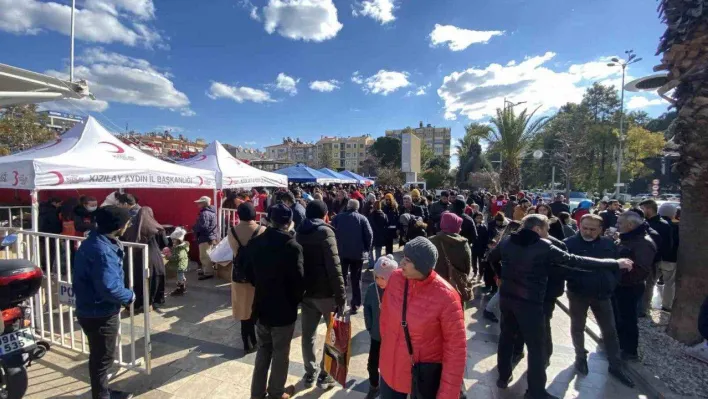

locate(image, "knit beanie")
[[403, 236, 438, 277], [306, 200, 328, 219], [440, 212, 463, 234], [658, 202, 678, 219], [373, 254, 399, 280], [95, 205, 131, 234], [384, 193, 394, 201], [452, 199, 466, 214], [237, 202, 256, 221], [411, 189, 421, 199], [367, 193, 376, 202]]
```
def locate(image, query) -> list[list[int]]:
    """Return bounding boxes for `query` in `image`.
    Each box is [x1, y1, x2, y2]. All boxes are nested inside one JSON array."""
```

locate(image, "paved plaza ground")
[[25, 247, 649, 399]]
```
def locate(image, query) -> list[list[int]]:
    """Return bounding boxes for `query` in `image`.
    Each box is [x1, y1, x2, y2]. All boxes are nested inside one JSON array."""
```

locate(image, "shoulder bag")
[[402, 280, 442, 398], [231, 225, 262, 284], [439, 243, 473, 302]]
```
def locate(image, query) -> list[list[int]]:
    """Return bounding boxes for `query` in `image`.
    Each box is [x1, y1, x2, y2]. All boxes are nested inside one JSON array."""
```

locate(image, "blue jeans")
[[380, 377, 407, 399], [367, 247, 383, 268], [177, 271, 186, 283]]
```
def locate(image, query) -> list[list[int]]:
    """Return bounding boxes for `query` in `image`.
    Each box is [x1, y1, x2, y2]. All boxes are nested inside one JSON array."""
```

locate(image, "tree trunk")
[[500, 160, 521, 193], [658, 8, 708, 343]]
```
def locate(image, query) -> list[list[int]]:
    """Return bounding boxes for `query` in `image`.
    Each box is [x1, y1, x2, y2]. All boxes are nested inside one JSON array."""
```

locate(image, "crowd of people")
[[48, 182, 703, 399]]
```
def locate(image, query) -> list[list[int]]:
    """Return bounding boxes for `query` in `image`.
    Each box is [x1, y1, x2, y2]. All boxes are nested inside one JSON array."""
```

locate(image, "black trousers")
[[368, 339, 381, 387], [341, 258, 363, 308], [471, 251, 481, 275], [543, 300, 556, 365], [150, 274, 165, 303], [481, 260, 497, 289], [78, 314, 120, 399], [612, 284, 644, 356], [385, 230, 396, 255], [568, 291, 622, 368], [498, 298, 546, 397]]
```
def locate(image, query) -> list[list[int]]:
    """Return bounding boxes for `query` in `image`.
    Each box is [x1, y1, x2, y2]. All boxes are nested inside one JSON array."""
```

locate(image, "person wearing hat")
[[429, 190, 451, 234], [192, 195, 218, 280], [227, 202, 265, 352], [378, 236, 467, 399], [166, 227, 190, 296], [296, 200, 346, 390], [363, 255, 398, 399], [73, 206, 136, 399], [247, 203, 304, 399], [429, 212, 473, 303]]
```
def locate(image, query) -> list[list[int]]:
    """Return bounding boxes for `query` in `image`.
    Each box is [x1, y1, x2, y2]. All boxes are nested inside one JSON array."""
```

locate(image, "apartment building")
[[385, 122, 451, 158], [316, 135, 374, 172]]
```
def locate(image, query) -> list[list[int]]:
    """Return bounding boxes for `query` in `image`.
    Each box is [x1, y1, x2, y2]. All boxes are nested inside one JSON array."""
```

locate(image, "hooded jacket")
[[331, 210, 373, 261], [379, 270, 466, 398], [247, 227, 305, 327], [73, 231, 134, 318], [429, 233, 473, 302], [368, 209, 389, 247], [564, 234, 620, 299], [73, 205, 97, 235], [498, 228, 620, 304], [296, 219, 346, 305], [617, 224, 656, 286], [193, 205, 218, 243]]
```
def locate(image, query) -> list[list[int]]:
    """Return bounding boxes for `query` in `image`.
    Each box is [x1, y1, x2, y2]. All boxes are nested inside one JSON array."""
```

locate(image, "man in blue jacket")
[[73, 206, 135, 399], [193, 196, 218, 280], [564, 214, 634, 388], [331, 199, 373, 314]]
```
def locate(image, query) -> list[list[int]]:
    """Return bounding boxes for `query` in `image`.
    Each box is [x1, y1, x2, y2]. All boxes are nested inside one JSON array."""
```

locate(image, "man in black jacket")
[[296, 201, 346, 390], [452, 199, 477, 247], [599, 200, 621, 232], [565, 214, 634, 387], [496, 214, 633, 399], [248, 203, 304, 399], [428, 190, 450, 233], [550, 194, 570, 217], [640, 199, 674, 312]]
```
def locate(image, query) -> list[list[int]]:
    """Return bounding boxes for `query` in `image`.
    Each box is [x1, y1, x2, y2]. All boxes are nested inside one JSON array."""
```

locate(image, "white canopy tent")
[[0, 63, 91, 107], [179, 140, 288, 189], [0, 116, 217, 230]]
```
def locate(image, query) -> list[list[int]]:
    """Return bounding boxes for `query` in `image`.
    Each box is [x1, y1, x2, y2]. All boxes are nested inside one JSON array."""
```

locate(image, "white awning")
[[0, 63, 91, 107]]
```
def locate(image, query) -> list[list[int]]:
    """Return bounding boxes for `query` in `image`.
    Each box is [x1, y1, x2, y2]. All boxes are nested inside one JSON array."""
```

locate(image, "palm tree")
[[657, 0, 708, 344], [455, 123, 492, 185], [484, 106, 547, 192]]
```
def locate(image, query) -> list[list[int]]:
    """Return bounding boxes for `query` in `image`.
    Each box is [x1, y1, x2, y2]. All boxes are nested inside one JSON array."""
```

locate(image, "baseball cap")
[[194, 196, 211, 204], [268, 203, 293, 226]]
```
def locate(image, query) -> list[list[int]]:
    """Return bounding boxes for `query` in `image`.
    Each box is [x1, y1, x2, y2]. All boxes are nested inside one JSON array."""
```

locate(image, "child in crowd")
[[166, 227, 190, 296], [363, 255, 398, 399]]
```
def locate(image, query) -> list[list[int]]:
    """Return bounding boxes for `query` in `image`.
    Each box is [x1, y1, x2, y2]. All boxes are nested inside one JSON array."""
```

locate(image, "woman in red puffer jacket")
[[379, 236, 467, 399]]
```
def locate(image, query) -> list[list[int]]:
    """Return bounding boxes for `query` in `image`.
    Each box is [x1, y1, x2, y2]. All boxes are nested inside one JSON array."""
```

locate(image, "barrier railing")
[[0, 206, 31, 229], [219, 209, 267, 237], [0, 228, 152, 374]]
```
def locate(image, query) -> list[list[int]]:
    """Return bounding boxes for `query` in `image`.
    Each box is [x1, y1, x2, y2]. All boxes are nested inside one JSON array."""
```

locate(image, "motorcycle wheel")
[[0, 366, 28, 399]]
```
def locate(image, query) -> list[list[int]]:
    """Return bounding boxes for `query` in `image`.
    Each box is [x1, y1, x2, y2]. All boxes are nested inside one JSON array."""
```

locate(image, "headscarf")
[[123, 206, 163, 243]]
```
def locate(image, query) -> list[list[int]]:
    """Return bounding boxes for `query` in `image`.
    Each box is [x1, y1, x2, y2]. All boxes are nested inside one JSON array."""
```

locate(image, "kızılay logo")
[[98, 141, 126, 153]]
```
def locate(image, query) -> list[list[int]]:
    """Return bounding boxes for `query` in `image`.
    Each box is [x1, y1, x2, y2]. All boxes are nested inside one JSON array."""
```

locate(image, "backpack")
[[231, 225, 263, 285]]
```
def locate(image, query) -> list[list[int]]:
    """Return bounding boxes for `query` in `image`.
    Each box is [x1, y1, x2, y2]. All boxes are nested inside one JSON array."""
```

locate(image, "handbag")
[[439, 243, 473, 302], [402, 280, 442, 399]]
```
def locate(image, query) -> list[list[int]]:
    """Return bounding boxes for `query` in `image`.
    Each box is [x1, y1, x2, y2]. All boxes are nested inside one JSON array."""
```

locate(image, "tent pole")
[[30, 190, 39, 232], [214, 188, 220, 238]]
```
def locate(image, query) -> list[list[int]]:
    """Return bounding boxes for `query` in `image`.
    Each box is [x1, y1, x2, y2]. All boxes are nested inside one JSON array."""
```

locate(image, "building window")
[[434, 143, 444, 155], [346, 144, 351, 148], [359, 144, 364, 148], [359, 152, 364, 157]]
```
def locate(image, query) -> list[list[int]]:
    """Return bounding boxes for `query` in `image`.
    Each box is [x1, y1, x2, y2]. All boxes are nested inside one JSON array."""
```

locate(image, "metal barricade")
[[220, 208, 268, 237], [0, 206, 31, 229], [0, 228, 152, 374]]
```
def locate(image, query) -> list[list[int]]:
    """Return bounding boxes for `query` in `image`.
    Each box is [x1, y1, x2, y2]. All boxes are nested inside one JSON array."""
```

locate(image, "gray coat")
[[331, 210, 373, 261]]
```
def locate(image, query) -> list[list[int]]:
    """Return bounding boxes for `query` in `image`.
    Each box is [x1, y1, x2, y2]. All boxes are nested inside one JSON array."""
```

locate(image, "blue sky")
[[0, 0, 670, 153]]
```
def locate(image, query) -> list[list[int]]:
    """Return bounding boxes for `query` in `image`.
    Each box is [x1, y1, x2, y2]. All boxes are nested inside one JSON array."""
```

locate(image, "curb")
[[555, 293, 687, 399]]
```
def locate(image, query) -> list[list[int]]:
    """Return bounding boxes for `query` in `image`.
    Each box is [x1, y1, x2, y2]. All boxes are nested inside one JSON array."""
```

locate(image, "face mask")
[[86, 206, 97, 212]]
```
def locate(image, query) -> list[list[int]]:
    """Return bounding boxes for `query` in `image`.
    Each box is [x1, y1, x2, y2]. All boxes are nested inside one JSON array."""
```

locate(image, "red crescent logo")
[[39, 138, 62, 150], [228, 177, 233, 185], [98, 141, 126, 154], [197, 155, 207, 161], [48, 171, 65, 186], [198, 176, 204, 186]]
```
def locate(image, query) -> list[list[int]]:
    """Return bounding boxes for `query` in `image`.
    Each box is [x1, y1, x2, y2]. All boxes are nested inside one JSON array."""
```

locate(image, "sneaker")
[[686, 342, 708, 364], [317, 373, 337, 390], [350, 306, 359, 315], [109, 391, 134, 399], [267, 385, 296, 399], [609, 367, 635, 388], [574, 357, 589, 375], [496, 374, 512, 389], [365, 384, 380, 399], [303, 373, 316, 387], [170, 286, 186, 296], [483, 310, 499, 323]]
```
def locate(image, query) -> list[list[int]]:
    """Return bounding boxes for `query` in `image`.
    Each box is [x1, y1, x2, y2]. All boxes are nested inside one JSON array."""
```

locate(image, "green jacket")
[[364, 283, 383, 341], [167, 242, 190, 272]]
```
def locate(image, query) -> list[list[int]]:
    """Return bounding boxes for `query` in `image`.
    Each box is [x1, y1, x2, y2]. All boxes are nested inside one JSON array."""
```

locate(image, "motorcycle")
[[0, 233, 49, 399]]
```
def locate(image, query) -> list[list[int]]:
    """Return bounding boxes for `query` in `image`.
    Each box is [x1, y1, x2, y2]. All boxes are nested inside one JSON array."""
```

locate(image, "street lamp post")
[[607, 50, 642, 196]]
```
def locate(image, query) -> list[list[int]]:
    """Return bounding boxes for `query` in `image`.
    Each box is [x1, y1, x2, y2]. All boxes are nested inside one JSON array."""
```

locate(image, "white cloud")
[[407, 82, 431, 97], [263, 0, 343, 42], [309, 79, 340, 92], [154, 125, 183, 132], [274, 72, 299, 95], [438, 52, 625, 120], [0, 0, 164, 48], [40, 97, 110, 113], [627, 96, 666, 110], [207, 81, 275, 103], [429, 24, 503, 51], [353, 70, 411, 95], [240, 0, 261, 21], [45, 48, 192, 115], [352, 0, 396, 24]]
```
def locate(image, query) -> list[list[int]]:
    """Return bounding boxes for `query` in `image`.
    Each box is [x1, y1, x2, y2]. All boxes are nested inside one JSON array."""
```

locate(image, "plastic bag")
[[208, 237, 233, 265], [322, 313, 352, 387]]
